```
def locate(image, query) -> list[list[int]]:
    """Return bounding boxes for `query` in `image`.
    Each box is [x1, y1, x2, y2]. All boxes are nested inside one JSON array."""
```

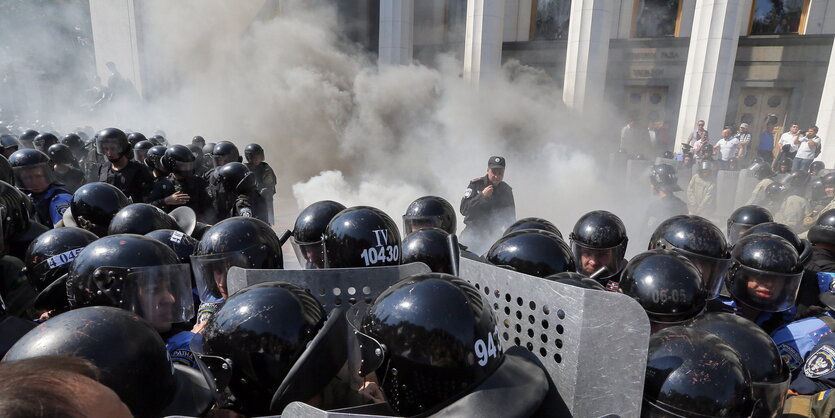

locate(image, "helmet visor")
[[346, 303, 387, 378], [570, 241, 625, 277], [402, 216, 443, 235], [673, 249, 731, 300], [175, 160, 195, 174], [122, 264, 195, 332], [291, 237, 325, 269], [134, 149, 149, 164], [212, 155, 235, 168], [727, 223, 754, 246], [727, 265, 803, 312], [96, 138, 125, 156], [190, 250, 250, 301], [751, 368, 790, 417], [12, 164, 54, 192]]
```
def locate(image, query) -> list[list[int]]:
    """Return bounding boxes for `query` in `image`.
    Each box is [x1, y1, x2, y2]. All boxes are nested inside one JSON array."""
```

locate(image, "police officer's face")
[[19, 167, 49, 193], [487, 168, 504, 185], [101, 142, 121, 160], [746, 275, 784, 303], [139, 281, 176, 332], [579, 248, 614, 276], [304, 246, 324, 268], [826, 185, 835, 198]]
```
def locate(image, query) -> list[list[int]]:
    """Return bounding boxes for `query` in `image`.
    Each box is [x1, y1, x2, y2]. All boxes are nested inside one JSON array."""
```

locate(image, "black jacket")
[[99, 160, 153, 203], [460, 176, 515, 233]]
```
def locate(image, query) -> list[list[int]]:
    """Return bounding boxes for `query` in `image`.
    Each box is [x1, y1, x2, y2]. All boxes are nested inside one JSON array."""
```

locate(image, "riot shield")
[[457, 258, 649, 418], [716, 169, 740, 217], [226, 263, 431, 312], [734, 168, 758, 208]]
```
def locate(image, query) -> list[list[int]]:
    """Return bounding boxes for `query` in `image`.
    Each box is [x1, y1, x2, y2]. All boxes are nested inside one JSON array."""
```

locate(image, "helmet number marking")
[[474, 327, 499, 366], [360, 245, 399, 266], [650, 288, 687, 304]]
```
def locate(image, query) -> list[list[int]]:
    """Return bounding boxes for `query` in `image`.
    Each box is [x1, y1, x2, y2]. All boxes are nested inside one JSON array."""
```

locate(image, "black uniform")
[[171, 175, 213, 223], [147, 176, 176, 209], [460, 175, 515, 251], [795, 246, 835, 316], [54, 167, 86, 193], [245, 162, 277, 224], [99, 160, 154, 203]]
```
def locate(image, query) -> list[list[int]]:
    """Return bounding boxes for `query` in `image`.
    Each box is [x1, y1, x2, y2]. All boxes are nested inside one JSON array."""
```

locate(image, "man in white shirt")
[[792, 125, 822, 173], [713, 128, 741, 168], [734, 123, 752, 160]]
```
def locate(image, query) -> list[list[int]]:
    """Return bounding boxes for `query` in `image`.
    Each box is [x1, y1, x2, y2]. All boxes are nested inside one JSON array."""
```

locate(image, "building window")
[[632, 0, 681, 38], [445, 0, 467, 43], [531, 0, 571, 40], [749, 0, 810, 35]]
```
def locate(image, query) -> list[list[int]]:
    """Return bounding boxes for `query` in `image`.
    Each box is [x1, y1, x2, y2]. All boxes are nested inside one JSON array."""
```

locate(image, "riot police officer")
[[32, 133, 58, 154], [244, 143, 277, 225], [401, 228, 459, 274], [187, 144, 208, 178], [322, 206, 401, 268], [95, 128, 153, 203], [47, 144, 85, 193], [569, 210, 628, 288], [0, 134, 20, 158], [726, 204, 773, 246], [775, 171, 811, 232], [9, 149, 71, 228], [486, 229, 575, 278], [644, 163, 687, 235], [291, 200, 346, 269], [63, 182, 131, 237], [18, 129, 38, 150], [159, 145, 212, 222], [59, 133, 85, 163], [460, 156, 515, 255], [211, 162, 267, 223], [204, 140, 241, 181], [133, 140, 153, 168]]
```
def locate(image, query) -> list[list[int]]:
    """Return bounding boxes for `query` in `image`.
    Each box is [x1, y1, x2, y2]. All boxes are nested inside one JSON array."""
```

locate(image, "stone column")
[[674, 0, 745, 153], [464, 0, 505, 84], [379, 0, 414, 65], [89, 0, 145, 99], [562, 0, 612, 116], [815, 38, 835, 164]]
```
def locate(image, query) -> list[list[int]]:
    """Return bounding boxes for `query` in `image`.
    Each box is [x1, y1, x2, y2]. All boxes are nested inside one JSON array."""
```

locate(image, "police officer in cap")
[[9, 149, 71, 228], [460, 156, 515, 255], [96, 128, 153, 203]]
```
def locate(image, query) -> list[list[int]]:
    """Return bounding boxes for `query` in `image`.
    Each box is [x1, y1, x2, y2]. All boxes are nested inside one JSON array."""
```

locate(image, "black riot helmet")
[[24, 227, 98, 294], [690, 312, 791, 416], [0, 181, 31, 256], [95, 128, 131, 160], [649, 163, 681, 192], [8, 148, 55, 192], [202, 142, 216, 158], [162, 144, 197, 176], [191, 217, 283, 301], [619, 250, 706, 328], [126, 131, 146, 148], [18, 129, 38, 148], [401, 228, 458, 274], [191, 136, 205, 147], [809, 209, 835, 247], [811, 177, 827, 202], [291, 200, 346, 269], [643, 326, 754, 417], [64, 234, 194, 332], [68, 182, 131, 237], [145, 145, 167, 173], [750, 162, 776, 180], [502, 217, 562, 238], [145, 229, 198, 264], [244, 143, 264, 163], [200, 282, 325, 415], [765, 182, 784, 202], [569, 210, 628, 277], [133, 140, 154, 164], [216, 162, 256, 194], [32, 132, 58, 153], [46, 143, 77, 166], [726, 233, 803, 312], [403, 195, 457, 234], [742, 222, 812, 264], [0, 155, 11, 184], [811, 160, 826, 175], [649, 215, 731, 299], [348, 273, 503, 416], [823, 171, 835, 188], [149, 135, 166, 146], [784, 171, 811, 194], [727, 205, 773, 246], [323, 206, 401, 268], [107, 203, 182, 235], [4, 306, 206, 418], [0, 134, 20, 157], [211, 141, 241, 167], [486, 229, 575, 278]]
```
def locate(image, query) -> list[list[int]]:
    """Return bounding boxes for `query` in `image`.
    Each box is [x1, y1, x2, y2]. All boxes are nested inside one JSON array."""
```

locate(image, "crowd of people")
[[0, 120, 834, 417]]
